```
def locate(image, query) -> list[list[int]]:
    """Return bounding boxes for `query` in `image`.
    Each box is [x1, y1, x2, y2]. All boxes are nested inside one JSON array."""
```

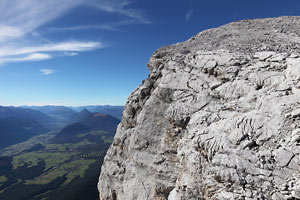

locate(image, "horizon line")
[[1, 104, 124, 107]]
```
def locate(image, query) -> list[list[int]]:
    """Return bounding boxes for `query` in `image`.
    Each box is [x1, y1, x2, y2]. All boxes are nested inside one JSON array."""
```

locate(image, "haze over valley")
[[0, 105, 122, 199]]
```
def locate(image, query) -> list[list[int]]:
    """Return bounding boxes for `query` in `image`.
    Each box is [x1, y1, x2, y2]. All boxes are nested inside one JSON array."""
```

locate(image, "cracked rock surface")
[[98, 16, 300, 200]]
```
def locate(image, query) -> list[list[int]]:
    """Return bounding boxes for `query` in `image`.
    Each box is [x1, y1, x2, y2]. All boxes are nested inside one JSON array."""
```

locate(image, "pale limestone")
[[98, 16, 300, 200]]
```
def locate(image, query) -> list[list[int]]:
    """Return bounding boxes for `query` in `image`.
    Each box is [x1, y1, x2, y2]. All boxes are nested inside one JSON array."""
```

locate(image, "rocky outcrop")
[[98, 16, 300, 199]]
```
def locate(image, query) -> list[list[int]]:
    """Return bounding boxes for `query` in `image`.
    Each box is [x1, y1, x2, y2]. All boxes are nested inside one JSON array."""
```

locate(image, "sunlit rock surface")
[[98, 16, 300, 200]]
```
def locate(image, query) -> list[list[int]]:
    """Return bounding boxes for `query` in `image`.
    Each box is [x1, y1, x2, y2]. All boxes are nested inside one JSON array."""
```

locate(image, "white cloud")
[[0, 41, 102, 57], [0, 25, 24, 42], [0, 0, 83, 42], [0, 0, 149, 40], [0, 41, 101, 64], [25, 53, 51, 61], [185, 9, 194, 22], [0, 53, 51, 64], [65, 52, 79, 56], [0, 0, 148, 64], [40, 69, 56, 75]]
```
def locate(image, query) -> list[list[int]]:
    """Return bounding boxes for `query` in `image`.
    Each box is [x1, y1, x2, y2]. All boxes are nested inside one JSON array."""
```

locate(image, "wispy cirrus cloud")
[[40, 69, 56, 75], [0, 26, 24, 43], [0, 0, 83, 43], [86, 0, 150, 24], [0, 53, 51, 64], [0, 41, 102, 57], [0, 0, 149, 64], [48, 24, 121, 32], [0, 41, 102, 64], [185, 9, 194, 22], [48, 19, 146, 33]]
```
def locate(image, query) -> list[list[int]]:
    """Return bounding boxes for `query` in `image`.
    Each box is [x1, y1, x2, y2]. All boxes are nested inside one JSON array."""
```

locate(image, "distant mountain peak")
[[80, 108, 91, 114], [70, 105, 124, 120], [79, 109, 92, 117]]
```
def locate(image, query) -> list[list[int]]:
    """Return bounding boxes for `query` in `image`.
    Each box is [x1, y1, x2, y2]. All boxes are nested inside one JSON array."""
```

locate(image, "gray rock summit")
[[98, 16, 300, 199]]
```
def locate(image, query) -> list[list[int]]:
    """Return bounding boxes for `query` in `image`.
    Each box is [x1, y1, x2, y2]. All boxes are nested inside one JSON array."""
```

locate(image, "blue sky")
[[0, 0, 300, 106]]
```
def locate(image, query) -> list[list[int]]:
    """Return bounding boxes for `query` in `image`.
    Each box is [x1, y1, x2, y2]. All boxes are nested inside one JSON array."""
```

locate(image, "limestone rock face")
[[98, 16, 300, 200]]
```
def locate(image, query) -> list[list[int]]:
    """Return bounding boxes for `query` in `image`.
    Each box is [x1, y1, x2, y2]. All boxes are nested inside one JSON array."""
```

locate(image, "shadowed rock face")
[[98, 16, 300, 200]]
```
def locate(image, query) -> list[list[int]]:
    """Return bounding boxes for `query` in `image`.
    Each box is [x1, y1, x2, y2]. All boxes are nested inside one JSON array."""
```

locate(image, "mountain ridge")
[[53, 111, 120, 144], [0, 107, 121, 200], [0, 117, 48, 149], [0, 105, 121, 150], [23, 105, 124, 120], [0, 106, 55, 129]]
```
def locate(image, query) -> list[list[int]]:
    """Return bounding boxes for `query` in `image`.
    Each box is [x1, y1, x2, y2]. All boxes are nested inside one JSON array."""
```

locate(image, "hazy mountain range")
[[0, 106, 55, 129], [23, 105, 124, 120], [53, 109, 120, 144], [0, 105, 123, 149], [0, 105, 122, 200], [0, 117, 49, 149]]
